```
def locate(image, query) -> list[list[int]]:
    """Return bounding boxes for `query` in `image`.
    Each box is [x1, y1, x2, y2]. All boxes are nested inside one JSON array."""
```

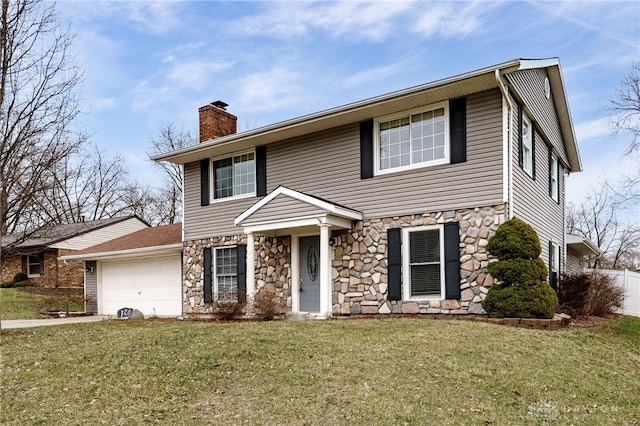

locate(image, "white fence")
[[586, 268, 640, 317]]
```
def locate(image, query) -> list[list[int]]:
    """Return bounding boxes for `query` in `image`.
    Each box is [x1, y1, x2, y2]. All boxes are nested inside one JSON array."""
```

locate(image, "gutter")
[[495, 69, 514, 219], [59, 243, 183, 261]]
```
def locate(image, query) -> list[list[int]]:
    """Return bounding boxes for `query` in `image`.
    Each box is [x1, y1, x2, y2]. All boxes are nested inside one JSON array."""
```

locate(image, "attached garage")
[[99, 254, 181, 316], [60, 224, 183, 317]]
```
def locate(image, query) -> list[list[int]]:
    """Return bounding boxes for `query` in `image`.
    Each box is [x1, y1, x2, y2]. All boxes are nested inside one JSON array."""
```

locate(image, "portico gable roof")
[[235, 186, 362, 235]]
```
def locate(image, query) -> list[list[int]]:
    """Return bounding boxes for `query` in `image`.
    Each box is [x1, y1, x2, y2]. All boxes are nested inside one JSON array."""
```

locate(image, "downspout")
[[495, 69, 514, 219]]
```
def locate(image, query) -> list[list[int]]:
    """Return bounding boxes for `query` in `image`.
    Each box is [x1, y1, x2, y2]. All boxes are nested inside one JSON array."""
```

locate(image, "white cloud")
[[160, 42, 205, 64], [230, 1, 413, 41], [574, 117, 614, 145], [410, 2, 490, 38], [530, 1, 640, 49], [91, 97, 118, 111], [58, 1, 184, 35], [235, 67, 304, 112], [168, 60, 235, 91]]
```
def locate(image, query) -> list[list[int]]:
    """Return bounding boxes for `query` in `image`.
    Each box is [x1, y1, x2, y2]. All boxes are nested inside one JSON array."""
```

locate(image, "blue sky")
[[56, 1, 640, 205]]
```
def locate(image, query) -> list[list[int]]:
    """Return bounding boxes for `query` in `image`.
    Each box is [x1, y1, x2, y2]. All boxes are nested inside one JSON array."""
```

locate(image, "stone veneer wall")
[[182, 235, 291, 315], [331, 204, 506, 316], [182, 204, 505, 317]]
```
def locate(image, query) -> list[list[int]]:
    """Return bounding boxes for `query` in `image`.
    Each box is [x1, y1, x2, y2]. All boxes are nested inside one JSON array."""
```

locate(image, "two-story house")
[[153, 58, 581, 317]]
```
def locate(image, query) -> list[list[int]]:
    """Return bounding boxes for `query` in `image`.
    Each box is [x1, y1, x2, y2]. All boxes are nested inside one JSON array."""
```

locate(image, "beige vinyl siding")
[[184, 89, 504, 239], [242, 194, 329, 224], [566, 247, 585, 274], [183, 162, 258, 238], [85, 261, 97, 314], [510, 97, 566, 273], [52, 218, 148, 250], [269, 89, 504, 218], [507, 69, 570, 168]]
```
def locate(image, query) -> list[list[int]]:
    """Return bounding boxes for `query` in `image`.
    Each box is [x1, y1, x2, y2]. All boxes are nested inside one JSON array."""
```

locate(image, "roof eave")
[[59, 243, 183, 261], [152, 59, 526, 165]]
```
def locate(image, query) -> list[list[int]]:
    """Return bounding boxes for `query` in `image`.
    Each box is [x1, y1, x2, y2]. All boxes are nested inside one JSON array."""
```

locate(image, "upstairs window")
[[521, 112, 533, 177], [213, 153, 255, 200], [376, 103, 449, 173], [550, 152, 559, 202]]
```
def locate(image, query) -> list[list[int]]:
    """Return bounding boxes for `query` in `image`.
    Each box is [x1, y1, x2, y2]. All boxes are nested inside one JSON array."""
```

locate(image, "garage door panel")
[[100, 255, 182, 317]]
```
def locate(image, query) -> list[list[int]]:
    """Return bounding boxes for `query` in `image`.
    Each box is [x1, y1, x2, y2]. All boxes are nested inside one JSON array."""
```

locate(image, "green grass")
[[0, 288, 84, 320], [1, 317, 639, 425]]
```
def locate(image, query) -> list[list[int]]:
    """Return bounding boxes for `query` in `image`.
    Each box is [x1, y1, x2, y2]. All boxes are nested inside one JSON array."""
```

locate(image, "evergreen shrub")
[[481, 217, 558, 319]]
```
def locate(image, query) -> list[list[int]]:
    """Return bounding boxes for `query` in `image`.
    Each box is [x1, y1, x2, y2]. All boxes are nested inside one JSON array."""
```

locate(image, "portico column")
[[319, 223, 331, 316], [246, 232, 255, 299]]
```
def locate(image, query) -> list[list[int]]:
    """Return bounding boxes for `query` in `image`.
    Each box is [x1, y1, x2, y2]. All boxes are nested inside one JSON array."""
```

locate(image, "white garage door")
[[99, 254, 182, 317]]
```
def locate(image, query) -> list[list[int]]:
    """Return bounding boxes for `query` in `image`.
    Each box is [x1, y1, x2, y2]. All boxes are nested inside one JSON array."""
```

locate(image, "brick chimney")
[[198, 100, 237, 142]]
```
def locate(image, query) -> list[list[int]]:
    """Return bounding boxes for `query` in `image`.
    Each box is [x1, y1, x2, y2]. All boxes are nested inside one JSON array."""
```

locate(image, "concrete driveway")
[[1, 315, 107, 329]]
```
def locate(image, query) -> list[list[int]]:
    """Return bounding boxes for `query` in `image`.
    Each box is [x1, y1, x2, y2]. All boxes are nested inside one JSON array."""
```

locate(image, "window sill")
[[209, 192, 256, 204]]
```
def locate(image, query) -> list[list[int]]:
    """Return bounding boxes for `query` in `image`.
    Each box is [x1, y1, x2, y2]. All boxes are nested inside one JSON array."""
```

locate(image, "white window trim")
[[522, 112, 533, 177], [210, 150, 256, 203], [402, 225, 445, 301], [374, 101, 450, 176], [27, 254, 41, 278], [550, 152, 559, 202], [550, 241, 560, 274], [213, 245, 238, 299]]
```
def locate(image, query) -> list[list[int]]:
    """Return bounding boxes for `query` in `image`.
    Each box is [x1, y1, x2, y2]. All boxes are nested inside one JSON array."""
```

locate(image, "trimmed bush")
[[482, 281, 558, 319], [481, 217, 558, 319], [485, 217, 541, 260], [13, 272, 29, 283], [488, 258, 548, 285]]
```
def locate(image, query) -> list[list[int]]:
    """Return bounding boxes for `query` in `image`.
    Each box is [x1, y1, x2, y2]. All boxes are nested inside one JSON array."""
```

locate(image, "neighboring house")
[[153, 58, 582, 317], [60, 224, 182, 317], [565, 234, 602, 274], [1, 216, 148, 288]]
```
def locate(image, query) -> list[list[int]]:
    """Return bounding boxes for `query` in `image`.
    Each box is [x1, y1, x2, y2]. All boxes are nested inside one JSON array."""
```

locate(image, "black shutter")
[[444, 222, 461, 300], [387, 228, 402, 301], [360, 119, 374, 179], [236, 244, 247, 303], [200, 159, 210, 206], [203, 247, 212, 303], [517, 105, 524, 168], [255, 146, 267, 197], [449, 97, 467, 164]]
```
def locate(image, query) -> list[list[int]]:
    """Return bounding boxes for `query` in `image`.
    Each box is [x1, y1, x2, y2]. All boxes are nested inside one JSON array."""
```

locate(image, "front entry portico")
[[234, 186, 362, 316]]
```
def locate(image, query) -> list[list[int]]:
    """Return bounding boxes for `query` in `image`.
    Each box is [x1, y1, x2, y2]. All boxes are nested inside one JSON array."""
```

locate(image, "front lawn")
[[1, 317, 639, 425], [0, 288, 84, 320]]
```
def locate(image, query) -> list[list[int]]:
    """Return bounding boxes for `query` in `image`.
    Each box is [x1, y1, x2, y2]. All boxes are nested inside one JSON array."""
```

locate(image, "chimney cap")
[[212, 100, 228, 110]]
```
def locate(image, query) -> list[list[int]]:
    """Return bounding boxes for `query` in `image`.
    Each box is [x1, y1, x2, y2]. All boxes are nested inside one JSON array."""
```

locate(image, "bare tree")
[[610, 59, 640, 205], [611, 59, 640, 155], [1, 0, 83, 236], [148, 123, 196, 224], [30, 143, 169, 226], [567, 182, 640, 269]]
